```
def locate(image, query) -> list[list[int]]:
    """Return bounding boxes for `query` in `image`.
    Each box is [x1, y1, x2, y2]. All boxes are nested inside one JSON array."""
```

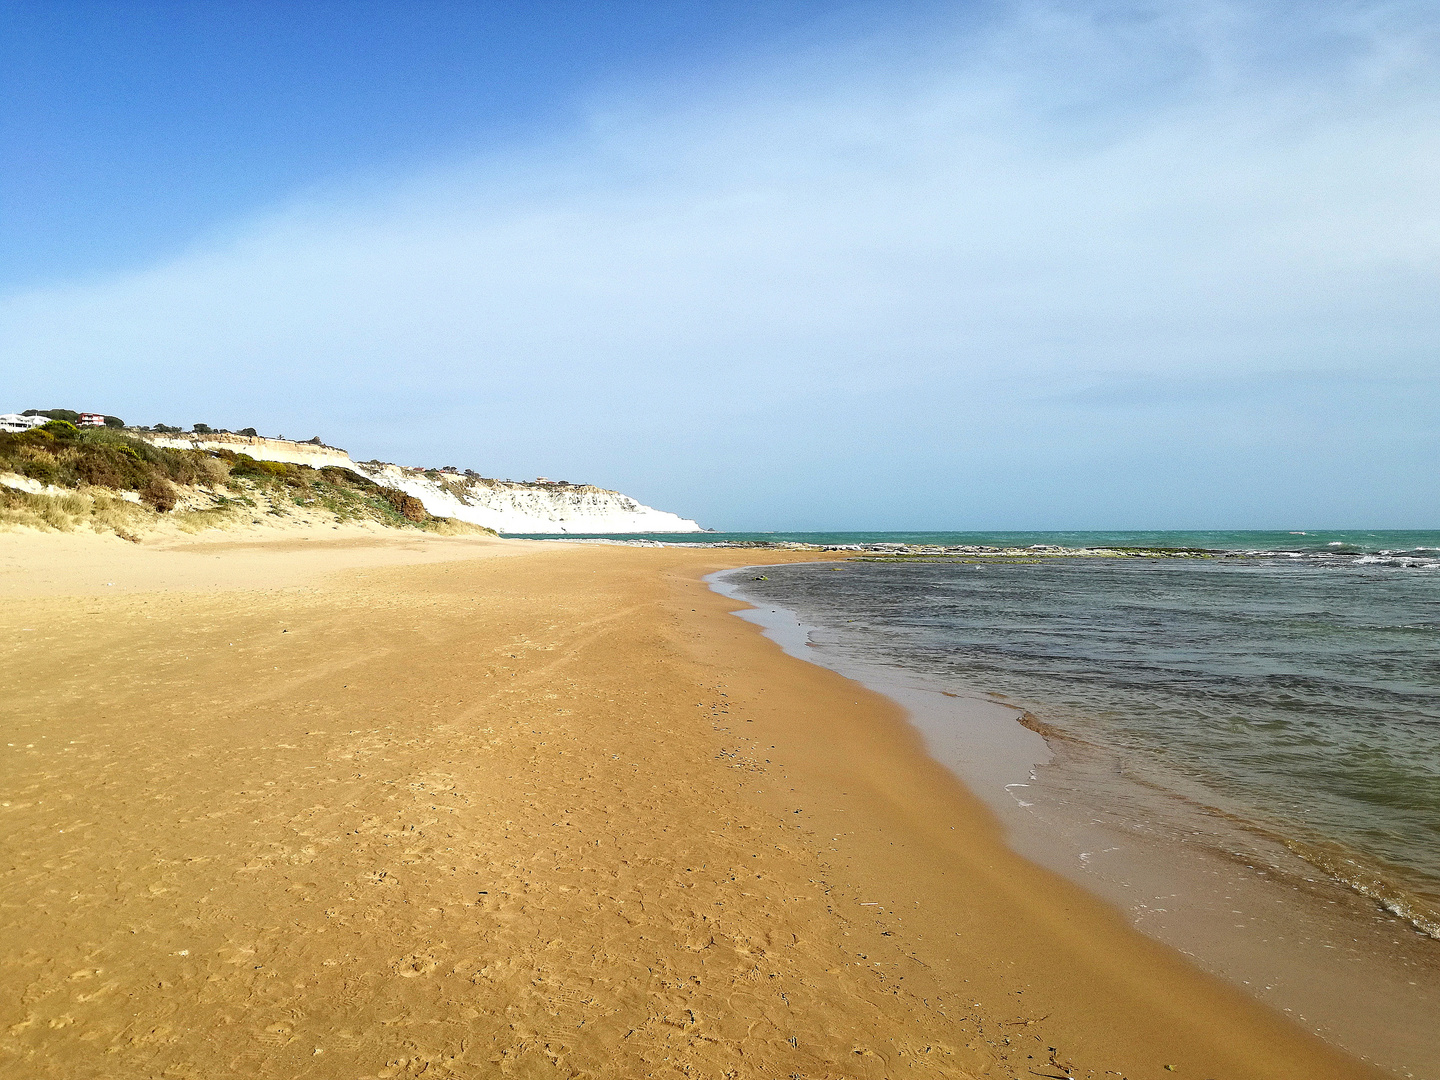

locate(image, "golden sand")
[[0, 533, 1381, 1078]]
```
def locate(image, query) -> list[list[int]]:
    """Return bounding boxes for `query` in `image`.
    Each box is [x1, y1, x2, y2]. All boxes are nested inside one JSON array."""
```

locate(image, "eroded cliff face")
[[142, 434, 354, 469], [352, 463, 702, 534], [133, 434, 702, 534]]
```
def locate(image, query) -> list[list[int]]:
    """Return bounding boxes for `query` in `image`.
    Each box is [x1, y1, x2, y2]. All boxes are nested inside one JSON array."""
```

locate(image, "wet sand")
[[0, 532, 1383, 1078]]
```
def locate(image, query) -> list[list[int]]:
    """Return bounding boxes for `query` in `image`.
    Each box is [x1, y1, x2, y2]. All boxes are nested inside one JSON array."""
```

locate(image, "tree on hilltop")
[[23, 408, 81, 423]]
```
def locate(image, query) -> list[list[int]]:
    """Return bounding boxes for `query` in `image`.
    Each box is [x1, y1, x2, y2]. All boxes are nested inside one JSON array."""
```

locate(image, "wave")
[[1282, 838, 1440, 940]]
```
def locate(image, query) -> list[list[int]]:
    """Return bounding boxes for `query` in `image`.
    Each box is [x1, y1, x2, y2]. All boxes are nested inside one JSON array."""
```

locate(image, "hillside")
[[0, 421, 485, 539], [0, 422, 702, 539]]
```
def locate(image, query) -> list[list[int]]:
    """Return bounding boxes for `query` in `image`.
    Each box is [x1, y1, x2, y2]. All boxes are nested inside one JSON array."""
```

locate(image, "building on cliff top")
[[0, 413, 47, 432]]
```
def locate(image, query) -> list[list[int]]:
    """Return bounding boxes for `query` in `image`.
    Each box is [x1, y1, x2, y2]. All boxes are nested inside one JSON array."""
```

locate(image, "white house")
[[0, 413, 47, 433]]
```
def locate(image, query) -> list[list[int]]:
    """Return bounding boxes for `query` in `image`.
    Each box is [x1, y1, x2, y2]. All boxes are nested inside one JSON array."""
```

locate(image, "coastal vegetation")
[[0, 420, 487, 537], [0, 420, 219, 509]]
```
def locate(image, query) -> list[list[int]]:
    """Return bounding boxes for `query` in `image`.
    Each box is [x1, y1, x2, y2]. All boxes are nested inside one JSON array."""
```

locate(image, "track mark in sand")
[[6, 1014, 37, 1036], [253, 1022, 294, 1047], [216, 943, 257, 966], [335, 980, 375, 1009], [73, 979, 120, 1003], [493, 603, 652, 683]]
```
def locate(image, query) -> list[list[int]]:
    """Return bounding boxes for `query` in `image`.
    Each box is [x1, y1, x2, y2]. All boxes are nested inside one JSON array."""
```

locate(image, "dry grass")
[[0, 487, 152, 539], [170, 502, 248, 534], [420, 514, 492, 536]]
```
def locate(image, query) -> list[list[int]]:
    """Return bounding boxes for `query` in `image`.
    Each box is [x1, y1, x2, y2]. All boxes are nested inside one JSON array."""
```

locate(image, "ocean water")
[[703, 532, 1440, 941], [513, 527, 1440, 558]]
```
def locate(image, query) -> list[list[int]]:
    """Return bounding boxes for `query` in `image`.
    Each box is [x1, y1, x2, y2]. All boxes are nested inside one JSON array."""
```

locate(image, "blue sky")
[[3, 1, 1437, 529], [3, 1, 892, 286]]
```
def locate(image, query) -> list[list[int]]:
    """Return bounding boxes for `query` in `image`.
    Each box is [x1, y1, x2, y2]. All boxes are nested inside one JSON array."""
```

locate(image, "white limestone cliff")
[[351, 463, 702, 535]]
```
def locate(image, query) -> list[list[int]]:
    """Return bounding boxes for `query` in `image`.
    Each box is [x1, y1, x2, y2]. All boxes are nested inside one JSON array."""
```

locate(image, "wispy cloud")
[[5, 1, 1438, 526]]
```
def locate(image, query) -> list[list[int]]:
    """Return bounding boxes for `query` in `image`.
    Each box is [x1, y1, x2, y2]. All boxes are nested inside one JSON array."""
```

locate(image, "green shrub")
[[19, 450, 59, 484], [379, 486, 428, 522], [74, 449, 133, 489], [319, 465, 376, 489], [140, 477, 177, 512], [228, 452, 263, 477]]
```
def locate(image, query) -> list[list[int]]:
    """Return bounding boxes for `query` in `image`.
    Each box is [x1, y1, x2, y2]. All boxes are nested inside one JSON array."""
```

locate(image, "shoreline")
[[712, 563, 1439, 1077], [0, 531, 1383, 1078]]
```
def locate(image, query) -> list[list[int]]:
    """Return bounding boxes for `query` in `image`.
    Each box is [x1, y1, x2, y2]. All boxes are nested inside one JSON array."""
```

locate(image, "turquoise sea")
[[512, 527, 1440, 557]]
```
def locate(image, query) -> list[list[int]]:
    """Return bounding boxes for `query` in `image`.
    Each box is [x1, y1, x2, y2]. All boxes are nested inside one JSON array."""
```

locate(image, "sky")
[[2, 0, 1437, 530]]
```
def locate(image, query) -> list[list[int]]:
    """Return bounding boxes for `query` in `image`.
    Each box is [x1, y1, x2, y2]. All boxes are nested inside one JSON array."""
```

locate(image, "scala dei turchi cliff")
[[139, 432, 704, 534]]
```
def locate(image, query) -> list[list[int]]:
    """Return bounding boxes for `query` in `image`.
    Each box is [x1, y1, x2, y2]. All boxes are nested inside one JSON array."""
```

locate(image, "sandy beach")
[[0, 531, 1383, 1079]]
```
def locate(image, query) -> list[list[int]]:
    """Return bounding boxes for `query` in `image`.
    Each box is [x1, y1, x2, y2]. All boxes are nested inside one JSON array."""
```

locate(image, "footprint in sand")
[[392, 954, 439, 978]]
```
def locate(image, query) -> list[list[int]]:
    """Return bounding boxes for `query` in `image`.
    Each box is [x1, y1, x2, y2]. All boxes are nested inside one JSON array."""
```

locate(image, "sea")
[[519, 529, 1440, 1073]]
